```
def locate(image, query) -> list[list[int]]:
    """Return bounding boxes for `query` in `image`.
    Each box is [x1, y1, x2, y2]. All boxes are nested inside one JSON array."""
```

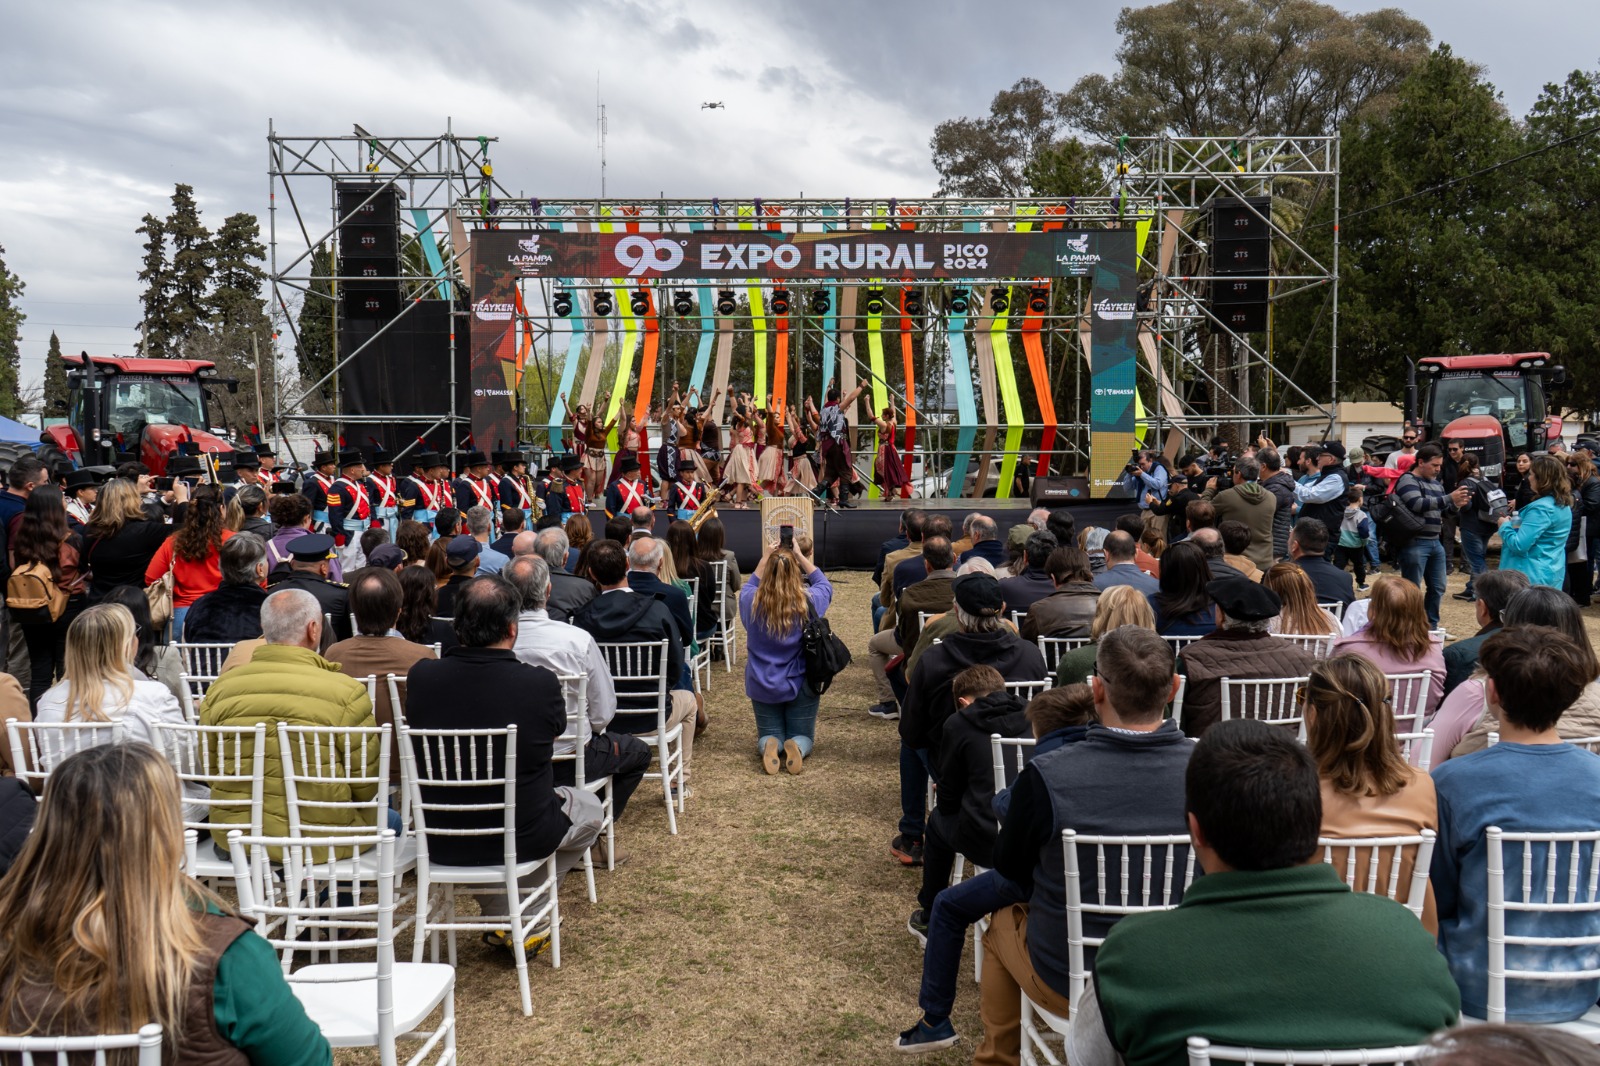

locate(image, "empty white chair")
[[599, 639, 685, 834], [685, 576, 712, 693], [1005, 680, 1050, 703], [0, 1024, 163, 1066], [173, 641, 235, 722], [1384, 672, 1433, 733], [1171, 675, 1189, 725], [1037, 635, 1091, 673], [1218, 676, 1311, 740], [150, 720, 267, 884], [554, 672, 613, 904], [1317, 831, 1437, 920], [1277, 633, 1336, 659], [6, 719, 126, 792], [400, 724, 561, 1017], [1021, 831, 1197, 1065], [1184, 1036, 1427, 1064], [229, 829, 456, 1065], [1396, 729, 1436, 773], [1482, 826, 1600, 1033], [706, 558, 737, 671]]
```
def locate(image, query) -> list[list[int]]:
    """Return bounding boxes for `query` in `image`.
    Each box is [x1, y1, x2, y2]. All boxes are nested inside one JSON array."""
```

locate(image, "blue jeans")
[[386, 805, 405, 833], [171, 605, 190, 642], [1399, 537, 1447, 628], [1460, 527, 1489, 594], [1367, 535, 1380, 570], [871, 593, 885, 634], [899, 744, 932, 839], [918, 869, 1027, 1023], [751, 683, 820, 758]]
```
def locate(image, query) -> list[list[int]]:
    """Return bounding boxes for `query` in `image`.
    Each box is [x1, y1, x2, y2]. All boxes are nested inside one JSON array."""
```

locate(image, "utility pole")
[[251, 332, 265, 431]]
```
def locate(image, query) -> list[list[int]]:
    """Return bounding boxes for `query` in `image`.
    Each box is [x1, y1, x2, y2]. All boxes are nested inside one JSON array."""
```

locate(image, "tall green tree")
[[42, 331, 68, 415], [0, 246, 22, 419], [1062, 0, 1432, 139], [295, 244, 336, 400], [197, 212, 273, 433], [165, 184, 212, 345], [135, 212, 171, 356], [930, 77, 1102, 197]]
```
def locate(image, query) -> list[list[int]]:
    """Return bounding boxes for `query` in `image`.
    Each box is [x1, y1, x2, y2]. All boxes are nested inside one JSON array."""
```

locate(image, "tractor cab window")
[[106, 377, 205, 437], [1432, 372, 1543, 450]]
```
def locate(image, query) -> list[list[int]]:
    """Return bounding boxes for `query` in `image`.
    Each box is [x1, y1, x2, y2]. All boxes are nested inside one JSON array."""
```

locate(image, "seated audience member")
[[365, 543, 406, 572], [1069, 719, 1460, 1064], [1438, 586, 1600, 759], [873, 511, 913, 588], [490, 506, 523, 558], [902, 558, 992, 681], [1190, 526, 1249, 584], [324, 567, 437, 736], [626, 537, 694, 647], [958, 514, 1005, 568], [434, 535, 482, 618], [1307, 653, 1440, 932], [1092, 530, 1158, 595], [868, 535, 959, 720], [895, 684, 1096, 1053], [463, 506, 508, 575], [405, 576, 605, 954], [433, 506, 461, 541], [180, 532, 271, 644], [505, 555, 650, 827], [1176, 577, 1317, 737], [1053, 584, 1156, 689], [978, 626, 1192, 1065], [1080, 526, 1109, 574], [997, 531, 1058, 614], [1262, 562, 1341, 637], [877, 511, 927, 630], [1288, 517, 1354, 606], [1331, 575, 1445, 723], [200, 589, 388, 851], [1442, 568, 1529, 694], [1019, 546, 1100, 641], [893, 574, 1046, 868], [994, 525, 1030, 581], [358, 528, 390, 570], [0, 775, 36, 876], [1218, 520, 1263, 582], [572, 539, 697, 793], [264, 532, 352, 642], [0, 744, 330, 1061], [1148, 541, 1218, 637], [395, 520, 431, 569], [1045, 510, 1076, 557], [1183, 498, 1216, 537], [396, 564, 455, 651], [1112, 513, 1158, 578], [1431, 627, 1600, 1023], [535, 526, 597, 623], [890, 515, 954, 623]]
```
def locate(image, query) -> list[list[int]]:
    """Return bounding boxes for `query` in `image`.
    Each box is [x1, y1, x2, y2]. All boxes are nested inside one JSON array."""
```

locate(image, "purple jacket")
[[739, 570, 832, 704], [267, 525, 343, 582]]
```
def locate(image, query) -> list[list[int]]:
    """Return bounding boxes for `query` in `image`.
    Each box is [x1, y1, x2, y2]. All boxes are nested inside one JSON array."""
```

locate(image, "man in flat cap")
[[264, 532, 352, 644], [1175, 576, 1317, 738]]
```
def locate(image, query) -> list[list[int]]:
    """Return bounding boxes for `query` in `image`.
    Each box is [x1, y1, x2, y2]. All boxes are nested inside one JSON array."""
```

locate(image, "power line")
[[1332, 120, 1600, 228]]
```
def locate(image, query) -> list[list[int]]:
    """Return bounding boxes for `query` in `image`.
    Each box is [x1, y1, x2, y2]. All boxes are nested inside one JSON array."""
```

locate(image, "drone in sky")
[[700, 102, 724, 110]]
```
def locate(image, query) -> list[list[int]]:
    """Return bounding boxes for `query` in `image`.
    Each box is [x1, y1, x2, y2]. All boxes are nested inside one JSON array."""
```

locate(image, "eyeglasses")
[[1402, 437, 1418, 443]]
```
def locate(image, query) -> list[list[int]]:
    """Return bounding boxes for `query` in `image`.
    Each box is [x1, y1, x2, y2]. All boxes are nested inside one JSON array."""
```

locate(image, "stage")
[[601, 497, 1137, 572]]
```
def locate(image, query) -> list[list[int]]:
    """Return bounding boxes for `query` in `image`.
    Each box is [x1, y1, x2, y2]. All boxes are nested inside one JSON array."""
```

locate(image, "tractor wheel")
[[34, 442, 68, 474], [0, 441, 35, 483]]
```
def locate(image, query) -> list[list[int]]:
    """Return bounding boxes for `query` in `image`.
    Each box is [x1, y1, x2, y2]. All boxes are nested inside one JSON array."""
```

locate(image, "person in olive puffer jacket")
[[200, 588, 381, 857]]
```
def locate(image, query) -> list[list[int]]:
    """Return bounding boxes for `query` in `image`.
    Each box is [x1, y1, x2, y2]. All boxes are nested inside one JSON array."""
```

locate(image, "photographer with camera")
[[1120, 451, 1171, 539]]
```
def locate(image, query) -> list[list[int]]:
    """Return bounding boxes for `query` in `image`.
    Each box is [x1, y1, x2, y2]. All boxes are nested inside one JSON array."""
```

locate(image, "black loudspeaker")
[[1213, 237, 1271, 275], [1216, 304, 1269, 333], [337, 183, 401, 320], [1208, 195, 1271, 332], [341, 282, 399, 320], [338, 299, 472, 448], [1211, 197, 1272, 240], [1031, 476, 1092, 506]]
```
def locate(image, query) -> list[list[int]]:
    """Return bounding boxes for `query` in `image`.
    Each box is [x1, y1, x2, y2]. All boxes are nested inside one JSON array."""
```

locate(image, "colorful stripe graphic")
[[991, 287, 1024, 499]]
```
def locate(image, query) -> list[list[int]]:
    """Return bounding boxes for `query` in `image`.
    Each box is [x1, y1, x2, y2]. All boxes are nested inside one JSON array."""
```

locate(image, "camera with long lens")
[[1124, 448, 1143, 476]]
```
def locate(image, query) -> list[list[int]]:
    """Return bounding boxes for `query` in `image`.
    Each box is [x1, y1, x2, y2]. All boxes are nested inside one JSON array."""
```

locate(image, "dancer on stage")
[[874, 401, 912, 500], [725, 412, 759, 509], [698, 402, 724, 485], [756, 397, 787, 497], [565, 392, 615, 502], [670, 382, 717, 485], [817, 379, 867, 508], [788, 398, 819, 496]]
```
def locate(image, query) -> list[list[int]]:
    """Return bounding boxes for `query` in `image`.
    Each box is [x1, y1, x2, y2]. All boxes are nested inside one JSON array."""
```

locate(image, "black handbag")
[[800, 603, 852, 694]]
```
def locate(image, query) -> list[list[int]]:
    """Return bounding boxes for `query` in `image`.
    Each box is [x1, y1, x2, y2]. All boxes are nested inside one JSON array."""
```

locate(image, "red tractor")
[[25, 354, 241, 478], [1411, 353, 1567, 486]]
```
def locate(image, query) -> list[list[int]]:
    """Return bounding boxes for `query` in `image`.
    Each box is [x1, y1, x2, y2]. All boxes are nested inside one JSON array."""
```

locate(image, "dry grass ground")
[[344, 562, 1600, 1065]]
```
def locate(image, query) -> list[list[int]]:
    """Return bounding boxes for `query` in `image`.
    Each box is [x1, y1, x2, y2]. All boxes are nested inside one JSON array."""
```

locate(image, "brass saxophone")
[[688, 485, 724, 532]]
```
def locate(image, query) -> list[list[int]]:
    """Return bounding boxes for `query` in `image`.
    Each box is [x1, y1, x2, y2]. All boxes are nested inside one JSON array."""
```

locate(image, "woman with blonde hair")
[[1263, 562, 1340, 637], [0, 744, 330, 1061], [1331, 574, 1445, 722], [1303, 653, 1439, 932], [738, 537, 833, 774], [1053, 583, 1157, 688], [82, 477, 168, 601]]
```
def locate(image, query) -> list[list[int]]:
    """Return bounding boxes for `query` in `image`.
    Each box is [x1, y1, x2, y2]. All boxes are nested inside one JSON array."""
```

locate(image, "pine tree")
[[0, 245, 22, 419], [202, 212, 273, 433], [42, 331, 68, 414], [295, 243, 336, 399], [165, 184, 213, 345], [135, 213, 171, 356]]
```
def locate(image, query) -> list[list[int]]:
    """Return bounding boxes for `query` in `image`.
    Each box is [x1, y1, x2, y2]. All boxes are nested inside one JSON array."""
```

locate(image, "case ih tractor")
[[1411, 353, 1567, 486], [2, 354, 241, 480]]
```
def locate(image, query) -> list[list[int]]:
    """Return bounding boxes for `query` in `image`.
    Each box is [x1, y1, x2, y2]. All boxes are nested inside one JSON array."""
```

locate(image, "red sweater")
[[144, 530, 235, 607]]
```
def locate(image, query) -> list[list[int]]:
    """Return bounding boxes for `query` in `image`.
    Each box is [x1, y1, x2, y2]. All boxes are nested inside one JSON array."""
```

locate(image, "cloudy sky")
[[2, 0, 1594, 392]]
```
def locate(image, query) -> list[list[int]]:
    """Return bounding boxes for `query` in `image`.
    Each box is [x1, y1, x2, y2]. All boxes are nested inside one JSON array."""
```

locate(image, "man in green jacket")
[[200, 587, 386, 854], [1067, 719, 1459, 1066], [1203, 456, 1276, 573]]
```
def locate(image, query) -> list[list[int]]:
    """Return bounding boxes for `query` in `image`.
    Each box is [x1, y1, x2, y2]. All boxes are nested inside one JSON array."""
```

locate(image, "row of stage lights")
[[546, 285, 1053, 318]]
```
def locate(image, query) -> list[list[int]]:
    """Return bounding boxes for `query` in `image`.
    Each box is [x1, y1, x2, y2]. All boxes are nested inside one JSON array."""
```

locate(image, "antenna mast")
[[596, 78, 607, 198]]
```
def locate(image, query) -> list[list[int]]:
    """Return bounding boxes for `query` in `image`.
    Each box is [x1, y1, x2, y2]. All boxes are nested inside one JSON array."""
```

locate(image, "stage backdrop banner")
[[1087, 230, 1141, 494], [471, 229, 1110, 281]]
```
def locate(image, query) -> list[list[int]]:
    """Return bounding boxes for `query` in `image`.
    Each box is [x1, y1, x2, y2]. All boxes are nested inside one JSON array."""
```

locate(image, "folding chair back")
[[174, 641, 235, 721], [598, 639, 684, 833], [1004, 679, 1050, 703], [150, 720, 267, 848], [1484, 826, 1600, 1024], [1317, 831, 1437, 919], [685, 576, 712, 692], [1219, 676, 1311, 739], [1037, 635, 1090, 672], [989, 734, 1036, 827], [555, 673, 612, 902], [706, 558, 737, 670], [402, 726, 519, 870], [0, 1024, 163, 1066], [1318, 601, 1346, 622], [1184, 1037, 1426, 1064], [6, 719, 126, 792], [230, 830, 395, 966], [1384, 672, 1432, 733], [1162, 633, 1203, 657], [1396, 729, 1435, 773], [276, 722, 392, 856], [1569, 735, 1600, 754], [1277, 633, 1336, 659]]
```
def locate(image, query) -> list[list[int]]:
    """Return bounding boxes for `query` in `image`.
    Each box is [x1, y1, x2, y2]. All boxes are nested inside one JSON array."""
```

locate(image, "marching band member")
[[497, 449, 536, 530], [253, 443, 279, 481], [368, 448, 400, 538], [326, 448, 377, 571], [605, 455, 654, 518], [398, 450, 448, 535], [231, 450, 268, 494], [452, 449, 499, 524], [305, 448, 338, 529], [542, 455, 585, 520], [670, 464, 706, 522]]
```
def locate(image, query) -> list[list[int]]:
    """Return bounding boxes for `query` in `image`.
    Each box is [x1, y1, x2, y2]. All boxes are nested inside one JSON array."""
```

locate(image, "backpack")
[[800, 603, 852, 694], [6, 560, 66, 622], [1370, 474, 1427, 548]]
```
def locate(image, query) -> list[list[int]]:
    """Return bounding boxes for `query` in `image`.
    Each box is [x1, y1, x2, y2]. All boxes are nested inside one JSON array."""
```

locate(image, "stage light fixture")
[[904, 289, 923, 316], [949, 288, 969, 314], [552, 290, 573, 317], [593, 291, 614, 317], [811, 290, 831, 316], [865, 287, 886, 314], [989, 286, 1010, 313], [630, 289, 651, 315], [771, 288, 791, 315], [716, 289, 737, 315], [673, 291, 695, 316], [1029, 287, 1049, 314]]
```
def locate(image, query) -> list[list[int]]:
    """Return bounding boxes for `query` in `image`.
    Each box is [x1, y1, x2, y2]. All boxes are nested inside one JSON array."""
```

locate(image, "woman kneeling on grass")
[[0, 744, 330, 1064], [740, 534, 833, 775]]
